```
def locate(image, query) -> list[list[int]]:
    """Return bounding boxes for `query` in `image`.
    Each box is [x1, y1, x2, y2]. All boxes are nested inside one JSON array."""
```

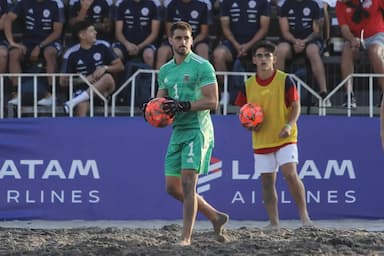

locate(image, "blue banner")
[[0, 116, 382, 220]]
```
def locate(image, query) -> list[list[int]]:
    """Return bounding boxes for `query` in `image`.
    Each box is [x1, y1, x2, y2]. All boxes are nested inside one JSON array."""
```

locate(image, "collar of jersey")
[[172, 51, 193, 65]]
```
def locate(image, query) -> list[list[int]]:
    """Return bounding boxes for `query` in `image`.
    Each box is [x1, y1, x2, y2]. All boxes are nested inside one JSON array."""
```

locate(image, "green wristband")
[[285, 123, 292, 130]]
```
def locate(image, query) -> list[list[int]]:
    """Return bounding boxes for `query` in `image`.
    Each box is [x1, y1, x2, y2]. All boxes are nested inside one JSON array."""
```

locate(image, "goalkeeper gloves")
[[162, 97, 191, 116], [141, 98, 154, 122]]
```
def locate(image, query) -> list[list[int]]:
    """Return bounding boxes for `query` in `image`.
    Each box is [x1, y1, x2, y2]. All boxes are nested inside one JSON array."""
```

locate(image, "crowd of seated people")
[[0, 0, 383, 116]]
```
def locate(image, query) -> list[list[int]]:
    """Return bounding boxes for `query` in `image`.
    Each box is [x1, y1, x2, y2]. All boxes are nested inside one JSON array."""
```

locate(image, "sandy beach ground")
[[0, 219, 383, 255]]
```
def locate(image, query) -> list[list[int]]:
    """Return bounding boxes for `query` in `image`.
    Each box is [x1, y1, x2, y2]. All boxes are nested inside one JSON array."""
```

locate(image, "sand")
[[0, 220, 383, 255]]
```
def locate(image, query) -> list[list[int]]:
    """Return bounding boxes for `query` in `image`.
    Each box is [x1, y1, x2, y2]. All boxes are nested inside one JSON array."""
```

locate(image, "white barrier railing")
[[323, 73, 384, 117], [0, 70, 381, 119], [0, 73, 108, 118], [110, 69, 329, 117]]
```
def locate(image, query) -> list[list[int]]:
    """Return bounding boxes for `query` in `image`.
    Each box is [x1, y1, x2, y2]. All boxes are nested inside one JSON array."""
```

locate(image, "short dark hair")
[[72, 20, 93, 42], [252, 40, 276, 56], [169, 21, 192, 37]]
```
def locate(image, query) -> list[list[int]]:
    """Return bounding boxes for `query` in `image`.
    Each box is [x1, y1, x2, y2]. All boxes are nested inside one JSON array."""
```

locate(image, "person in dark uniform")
[[60, 20, 124, 116], [4, 0, 65, 106], [112, 0, 161, 68], [276, 0, 330, 106], [212, 0, 271, 105], [0, 0, 12, 76]]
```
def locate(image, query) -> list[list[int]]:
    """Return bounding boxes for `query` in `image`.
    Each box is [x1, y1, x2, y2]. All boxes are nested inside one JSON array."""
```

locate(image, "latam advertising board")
[[0, 116, 382, 220]]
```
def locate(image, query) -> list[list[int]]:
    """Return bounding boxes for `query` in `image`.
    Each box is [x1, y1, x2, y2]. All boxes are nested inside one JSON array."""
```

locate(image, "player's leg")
[[74, 101, 89, 116], [341, 41, 359, 106], [38, 45, 60, 105], [194, 41, 209, 60], [368, 41, 384, 151], [254, 153, 279, 230], [165, 176, 229, 241], [278, 144, 312, 226], [261, 172, 279, 229], [7, 46, 25, 104], [93, 73, 116, 96], [179, 169, 198, 246], [43, 45, 59, 89], [165, 135, 228, 244], [0, 45, 8, 73], [305, 42, 328, 96], [275, 41, 292, 71], [212, 43, 233, 105], [366, 43, 384, 92], [155, 44, 172, 70]]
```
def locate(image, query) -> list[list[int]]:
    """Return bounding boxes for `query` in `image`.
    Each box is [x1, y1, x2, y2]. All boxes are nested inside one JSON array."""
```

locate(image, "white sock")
[[68, 91, 90, 107]]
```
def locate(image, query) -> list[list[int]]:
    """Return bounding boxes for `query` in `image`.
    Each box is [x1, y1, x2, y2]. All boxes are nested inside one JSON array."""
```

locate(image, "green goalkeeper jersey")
[[158, 52, 217, 142]]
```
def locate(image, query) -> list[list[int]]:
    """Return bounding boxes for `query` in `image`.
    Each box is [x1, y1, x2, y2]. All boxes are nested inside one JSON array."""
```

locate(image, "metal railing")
[[323, 73, 384, 117], [109, 69, 333, 117], [0, 70, 381, 119], [0, 73, 108, 118]]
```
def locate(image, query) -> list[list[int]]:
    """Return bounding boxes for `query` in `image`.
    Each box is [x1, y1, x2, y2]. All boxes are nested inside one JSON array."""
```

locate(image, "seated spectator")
[[60, 20, 124, 116], [276, 0, 330, 107], [4, 0, 65, 106], [212, 0, 270, 105], [336, 0, 384, 108], [112, 0, 161, 68], [275, 0, 334, 55], [155, 0, 211, 70], [0, 0, 12, 75], [67, 0, 114, 44]]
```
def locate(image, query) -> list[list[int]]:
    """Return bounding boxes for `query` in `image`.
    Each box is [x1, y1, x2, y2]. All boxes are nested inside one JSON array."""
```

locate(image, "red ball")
[[145, 97, 174, 128], [239, 103, 264, 129]]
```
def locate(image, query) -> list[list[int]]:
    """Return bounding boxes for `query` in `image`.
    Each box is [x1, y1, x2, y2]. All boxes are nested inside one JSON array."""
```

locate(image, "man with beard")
[[113, 0, 161, 67], [4, 0, 65, 106], [155, 0, 210, 70], [145, 21, 229, 246]]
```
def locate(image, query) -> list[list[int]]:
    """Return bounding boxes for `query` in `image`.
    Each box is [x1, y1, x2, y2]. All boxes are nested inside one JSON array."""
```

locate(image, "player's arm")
[[115, 20, 130, 46], [162, 83, 218, 113], [243, 15, 270, 49], [279, 16, 297, 43], [68, 1, 90, 26], [137, 19, 160, 51], [193, 23, 209, 44], [340, 24, 360, 48], [303, 18, 321, 44], [285, 76, 300, 127], [280, 76, 300, 138], [190, 83, 218, 111], [288, 99, 300, 128], [4, 11, 17, 46], [220, 16, 239, 48], [40, 21, 63, 47]]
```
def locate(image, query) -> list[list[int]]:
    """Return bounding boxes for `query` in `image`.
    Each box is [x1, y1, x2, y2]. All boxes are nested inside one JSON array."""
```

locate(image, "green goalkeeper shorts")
[[164, 131, 213, 177]]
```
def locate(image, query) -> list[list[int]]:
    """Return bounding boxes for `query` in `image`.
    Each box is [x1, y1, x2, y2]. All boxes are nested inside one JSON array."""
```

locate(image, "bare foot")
[[178, 240, 191, 246], [212, 212, 229, 243], [262, 223, 280, 234], [302, 219, 315, 228]]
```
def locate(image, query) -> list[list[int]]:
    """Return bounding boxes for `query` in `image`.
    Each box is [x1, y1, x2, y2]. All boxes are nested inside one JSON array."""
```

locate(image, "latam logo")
[[197, 157, 223, 194]]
